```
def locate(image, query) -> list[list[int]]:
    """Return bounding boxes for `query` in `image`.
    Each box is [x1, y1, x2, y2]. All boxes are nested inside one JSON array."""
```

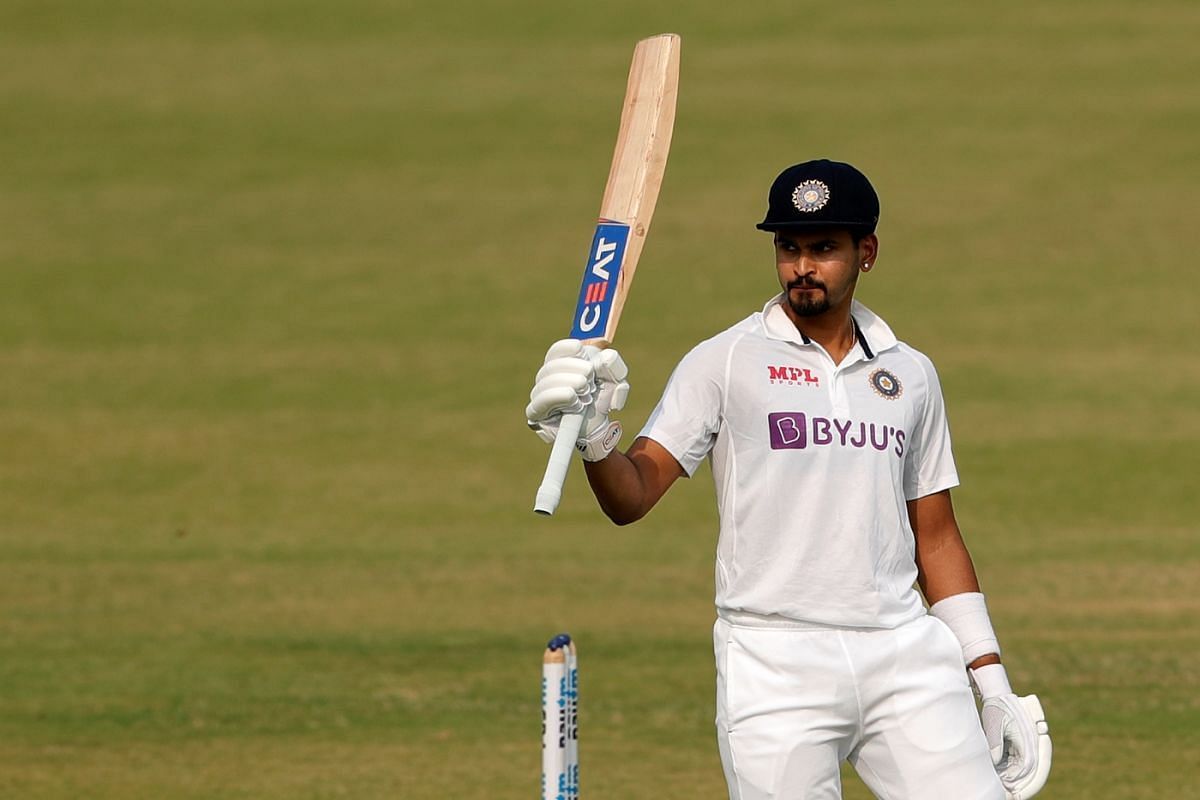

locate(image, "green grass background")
[[1, 1, 1197, 797]]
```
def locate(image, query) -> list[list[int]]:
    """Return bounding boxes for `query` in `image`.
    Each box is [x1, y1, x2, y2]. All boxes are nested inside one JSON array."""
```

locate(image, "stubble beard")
[[786, 268, 858, 318], [786, 281, 832, 317], [787, 290, 831, 317]]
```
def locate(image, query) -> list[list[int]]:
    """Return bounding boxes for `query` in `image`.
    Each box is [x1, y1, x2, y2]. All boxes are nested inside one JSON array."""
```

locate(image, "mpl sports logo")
[[570, 220, 630, 339], [768, 365, 820, 387]]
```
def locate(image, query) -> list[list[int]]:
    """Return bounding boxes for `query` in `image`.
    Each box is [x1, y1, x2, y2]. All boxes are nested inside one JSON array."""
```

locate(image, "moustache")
[[788, 278, 826, 291]]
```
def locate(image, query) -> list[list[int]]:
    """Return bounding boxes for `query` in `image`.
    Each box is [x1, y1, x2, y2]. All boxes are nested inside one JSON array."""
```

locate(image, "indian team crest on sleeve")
[[869, 368, 903, 399], [791, 180, 830, 213]]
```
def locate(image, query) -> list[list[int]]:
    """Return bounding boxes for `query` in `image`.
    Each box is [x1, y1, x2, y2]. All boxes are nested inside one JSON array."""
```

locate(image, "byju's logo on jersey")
[[569, 221, 630, 340], [767, 365, 820, 387], [768, 412, 907, 457], [868, 368, 903, 400]]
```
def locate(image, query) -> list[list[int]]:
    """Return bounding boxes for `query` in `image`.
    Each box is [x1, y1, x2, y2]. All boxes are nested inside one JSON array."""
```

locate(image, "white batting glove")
[[526, 339, 630, 462], [972, 664, 1053, 799]]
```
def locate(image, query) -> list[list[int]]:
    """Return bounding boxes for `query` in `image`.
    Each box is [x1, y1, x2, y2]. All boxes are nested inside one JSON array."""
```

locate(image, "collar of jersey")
[[760, 294, 899, 358]]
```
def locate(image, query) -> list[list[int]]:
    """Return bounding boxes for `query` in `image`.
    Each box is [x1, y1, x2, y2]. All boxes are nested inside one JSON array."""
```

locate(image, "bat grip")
[[534, 412, 585, 515]]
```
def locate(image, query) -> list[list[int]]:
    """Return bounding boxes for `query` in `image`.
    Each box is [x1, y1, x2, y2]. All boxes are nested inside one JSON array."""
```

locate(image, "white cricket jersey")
[[639, 294, 959, 628]]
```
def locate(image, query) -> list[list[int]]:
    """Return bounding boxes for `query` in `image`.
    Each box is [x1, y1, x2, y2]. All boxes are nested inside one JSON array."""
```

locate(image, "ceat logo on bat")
[[570, 220, 630, 339]]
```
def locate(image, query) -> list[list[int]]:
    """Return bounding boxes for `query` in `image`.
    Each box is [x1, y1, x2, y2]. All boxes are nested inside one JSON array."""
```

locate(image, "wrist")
[[577, 419, 622, 462], [968, 653, 1002, 670]]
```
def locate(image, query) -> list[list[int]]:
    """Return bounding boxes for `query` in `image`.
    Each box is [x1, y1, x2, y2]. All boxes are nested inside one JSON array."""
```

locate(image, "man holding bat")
[[526, 160, 1052, 799]]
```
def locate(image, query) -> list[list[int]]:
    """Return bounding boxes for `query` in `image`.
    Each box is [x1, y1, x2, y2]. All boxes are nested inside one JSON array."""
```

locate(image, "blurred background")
[[1, 1, 1197, 797]]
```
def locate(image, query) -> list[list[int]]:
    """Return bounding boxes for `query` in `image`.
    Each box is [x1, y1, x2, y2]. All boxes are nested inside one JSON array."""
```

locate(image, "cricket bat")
[[533, 33, 681, 516]]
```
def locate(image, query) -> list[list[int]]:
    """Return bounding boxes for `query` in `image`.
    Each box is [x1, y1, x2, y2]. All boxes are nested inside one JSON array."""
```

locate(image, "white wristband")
[[929, 591, 1001, 665]]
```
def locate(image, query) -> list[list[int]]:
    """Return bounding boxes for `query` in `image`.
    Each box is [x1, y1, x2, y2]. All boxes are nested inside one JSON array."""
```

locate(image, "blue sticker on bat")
[[570, 221, 630, 339]]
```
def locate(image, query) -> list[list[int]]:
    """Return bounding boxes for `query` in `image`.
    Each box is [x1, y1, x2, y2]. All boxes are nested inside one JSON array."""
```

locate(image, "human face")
[[774, 228, 875, 320]]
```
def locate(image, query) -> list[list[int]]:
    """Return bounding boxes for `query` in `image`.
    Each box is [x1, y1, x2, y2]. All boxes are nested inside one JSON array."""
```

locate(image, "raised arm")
[[526, 340, 686, 524]]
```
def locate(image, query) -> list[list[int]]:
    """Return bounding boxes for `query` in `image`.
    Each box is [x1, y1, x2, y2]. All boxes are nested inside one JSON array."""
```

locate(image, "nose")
[[788, 254, 817, 278]]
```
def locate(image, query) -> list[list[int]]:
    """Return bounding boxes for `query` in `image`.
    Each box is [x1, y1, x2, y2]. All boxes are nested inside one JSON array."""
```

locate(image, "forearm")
[[915, 527, 982, 605], [583, 437, 682, 525], [910, 491, 1001, 669], [583, 452, 647, 524], [918, 540, 999, 669]]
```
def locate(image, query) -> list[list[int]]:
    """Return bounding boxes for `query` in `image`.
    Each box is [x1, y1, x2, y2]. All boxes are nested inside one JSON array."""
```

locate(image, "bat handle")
[[534, 412, 585, 515]]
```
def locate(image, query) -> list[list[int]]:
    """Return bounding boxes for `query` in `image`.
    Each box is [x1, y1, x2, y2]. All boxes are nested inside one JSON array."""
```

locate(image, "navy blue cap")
[[756, 159, 880, 234]]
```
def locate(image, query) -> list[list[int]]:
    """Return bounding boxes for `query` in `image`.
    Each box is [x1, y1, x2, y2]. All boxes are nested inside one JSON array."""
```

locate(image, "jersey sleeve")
[[903, 351, 960, 500], [637, 341, 725, 477]]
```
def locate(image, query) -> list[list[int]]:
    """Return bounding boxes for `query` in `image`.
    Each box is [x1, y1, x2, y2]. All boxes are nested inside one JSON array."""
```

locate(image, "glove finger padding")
[[534, 355, 593, 386], [591, 348, 628, 382], [527, 358, 596, 423], [590, 348, 630, 414], [526, 384, 588, 423], [530, 376, 593, 417], [527, 339, 593, 416], [543, 338, 586, 362], [982, 694, 1052, 799]]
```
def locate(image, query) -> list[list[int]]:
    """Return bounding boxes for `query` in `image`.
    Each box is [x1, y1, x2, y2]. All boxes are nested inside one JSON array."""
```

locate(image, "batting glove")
[[526, 339, 629, 462], [972, 664, 1053, 799]]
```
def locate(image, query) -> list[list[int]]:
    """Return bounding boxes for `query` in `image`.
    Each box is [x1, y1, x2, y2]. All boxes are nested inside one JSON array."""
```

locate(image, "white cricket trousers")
[[713, 612, 1005, 800]]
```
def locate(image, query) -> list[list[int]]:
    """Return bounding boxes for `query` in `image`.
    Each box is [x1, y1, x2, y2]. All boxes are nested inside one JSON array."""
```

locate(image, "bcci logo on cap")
[[791, 180, 830, 213]]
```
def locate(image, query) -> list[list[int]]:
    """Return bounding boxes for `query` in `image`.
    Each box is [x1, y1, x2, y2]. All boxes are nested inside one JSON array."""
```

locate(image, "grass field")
[[1, 1, 1198, 797]]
